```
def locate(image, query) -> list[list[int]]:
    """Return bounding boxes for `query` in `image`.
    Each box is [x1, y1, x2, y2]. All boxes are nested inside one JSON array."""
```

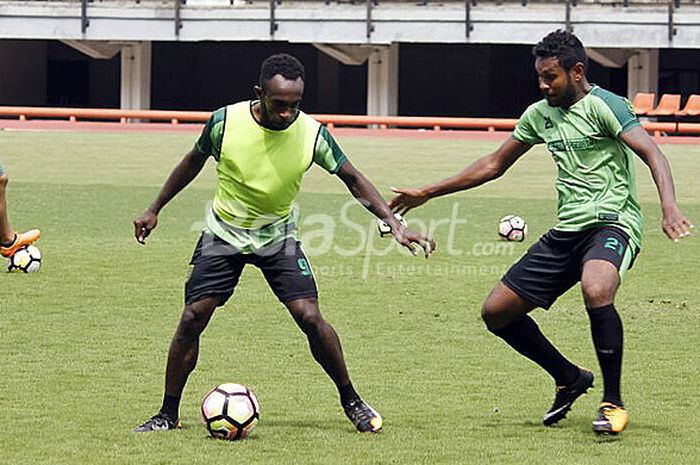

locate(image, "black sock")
[[587, 304, 623, 406], [490, 315, 580, 386], [1, 234, 16, 247], [160, 394, 181, 420], [339, 383, 360, 407]]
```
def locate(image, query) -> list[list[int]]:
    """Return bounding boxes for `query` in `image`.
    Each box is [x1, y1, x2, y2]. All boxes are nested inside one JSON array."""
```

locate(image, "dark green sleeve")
[[591, 88, 640, 137], [194, 107, 226, 161], [313, 125, 348, 174]]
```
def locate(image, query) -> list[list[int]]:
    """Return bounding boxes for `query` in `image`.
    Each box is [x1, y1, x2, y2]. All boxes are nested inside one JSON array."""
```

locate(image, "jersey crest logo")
[[544, 116, 554, 129]]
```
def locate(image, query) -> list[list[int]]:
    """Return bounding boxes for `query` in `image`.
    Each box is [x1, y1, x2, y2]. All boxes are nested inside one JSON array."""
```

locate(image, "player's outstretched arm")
[[388, 137, 531, 215], [133, 148, 209, 244], [620, 126, 694, 242], [336, 161, 435, 257]]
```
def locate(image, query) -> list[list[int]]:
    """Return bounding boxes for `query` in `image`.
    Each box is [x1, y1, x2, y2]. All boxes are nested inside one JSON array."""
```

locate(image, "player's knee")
[[581, 281, 615, 308], [301, 310, 324, 334], [295, 304, 323, 334], [178, 303, 213, 338], [176, 309, 199, 339], [481, 301, 501, 331], [0, 173, 8, 189], [482, 297, 521, 331]]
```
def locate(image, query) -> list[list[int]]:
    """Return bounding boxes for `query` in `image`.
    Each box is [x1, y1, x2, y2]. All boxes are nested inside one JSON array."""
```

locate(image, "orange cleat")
[[1, 229, 41, 258], [592, 402, 629, 435]]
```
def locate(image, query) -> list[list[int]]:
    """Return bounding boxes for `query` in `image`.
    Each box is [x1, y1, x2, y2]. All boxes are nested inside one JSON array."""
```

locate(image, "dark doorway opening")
[[47, 60, 89, 107]]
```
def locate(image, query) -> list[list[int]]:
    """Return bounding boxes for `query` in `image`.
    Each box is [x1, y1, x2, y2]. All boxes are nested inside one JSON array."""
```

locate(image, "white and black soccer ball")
[[498, 215, 528, 242], [7, 245, 42, 273], [201, 383, 260, 441], [377, 213, 408, 237]]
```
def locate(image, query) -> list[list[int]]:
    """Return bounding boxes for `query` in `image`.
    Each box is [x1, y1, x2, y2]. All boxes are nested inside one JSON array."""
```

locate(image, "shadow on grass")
[[261, 418, 348, 432], [202, 434, 262, 443], [481, 416, 625, 437]]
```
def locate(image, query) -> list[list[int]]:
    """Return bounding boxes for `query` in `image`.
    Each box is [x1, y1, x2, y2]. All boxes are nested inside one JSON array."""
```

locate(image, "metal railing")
[[7, 0, 696, 40], [11, 0, 698, 4], [0, 106, 698, 135]]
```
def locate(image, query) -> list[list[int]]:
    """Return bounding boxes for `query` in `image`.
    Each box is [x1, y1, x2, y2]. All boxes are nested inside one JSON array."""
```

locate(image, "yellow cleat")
[[1, 229, 41, 258], [592, 402, 628, 435]]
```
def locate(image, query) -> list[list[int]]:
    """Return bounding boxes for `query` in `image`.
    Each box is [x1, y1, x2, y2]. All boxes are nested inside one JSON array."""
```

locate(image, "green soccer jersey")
[[194, 101, 347, 253], [513, 85, 643, 250]]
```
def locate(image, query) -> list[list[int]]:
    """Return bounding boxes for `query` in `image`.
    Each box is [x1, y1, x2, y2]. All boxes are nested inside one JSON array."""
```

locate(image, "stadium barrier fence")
[[5, 0, 696, 43], [0, 106, 699, 136]]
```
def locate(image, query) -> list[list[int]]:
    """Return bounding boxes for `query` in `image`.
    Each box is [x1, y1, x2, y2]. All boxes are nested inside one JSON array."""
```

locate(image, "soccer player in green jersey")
[[389, 30, 693, 435], [133, 53, 435, 434], [0, 163, 41, 258]]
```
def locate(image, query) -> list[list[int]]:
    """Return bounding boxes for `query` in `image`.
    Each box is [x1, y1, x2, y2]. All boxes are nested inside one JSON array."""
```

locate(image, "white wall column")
[[120, 41, 151, 110], [366, 43, 399, 116], [627, 49, 659, 100]]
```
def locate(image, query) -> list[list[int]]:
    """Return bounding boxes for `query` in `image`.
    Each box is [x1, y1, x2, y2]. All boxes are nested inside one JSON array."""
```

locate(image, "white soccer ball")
[[498, 215, 528, 242], [201, 383, 260, 441], [377, 213, 408, 237], [7, 245, 42, 273]]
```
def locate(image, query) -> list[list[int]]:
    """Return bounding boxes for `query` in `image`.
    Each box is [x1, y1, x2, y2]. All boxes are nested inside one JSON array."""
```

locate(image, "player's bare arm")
[[620, 126, 694, 242], [133, 148, 209, 244], [336, 160, 435, 257], [388, 137, 531, 214]]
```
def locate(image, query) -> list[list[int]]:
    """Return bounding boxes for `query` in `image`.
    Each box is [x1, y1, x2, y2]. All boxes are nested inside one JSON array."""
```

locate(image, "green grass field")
[[1, 129, 698, 465]]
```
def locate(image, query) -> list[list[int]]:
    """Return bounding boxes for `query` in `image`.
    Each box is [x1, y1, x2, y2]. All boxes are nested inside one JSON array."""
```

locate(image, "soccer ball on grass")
[[201, 383, 260, 440], [498, 215, 528, 242], [6, 245, 42, 273]]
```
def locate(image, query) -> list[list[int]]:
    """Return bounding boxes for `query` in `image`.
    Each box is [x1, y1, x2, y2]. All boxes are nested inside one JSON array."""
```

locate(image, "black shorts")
[[502, 226, 638, 309], [185, 231, 318, 306]]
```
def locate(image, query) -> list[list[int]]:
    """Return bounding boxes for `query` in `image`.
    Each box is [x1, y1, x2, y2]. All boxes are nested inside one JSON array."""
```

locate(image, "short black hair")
[[532, 30, 588, 72], [259, 53, 306, 88]]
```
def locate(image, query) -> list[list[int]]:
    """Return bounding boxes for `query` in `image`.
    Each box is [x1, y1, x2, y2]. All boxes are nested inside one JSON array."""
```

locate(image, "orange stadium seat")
[[648, 94, 681, 116], [675, 94, 700, 117], [632, 92, 655, 115]]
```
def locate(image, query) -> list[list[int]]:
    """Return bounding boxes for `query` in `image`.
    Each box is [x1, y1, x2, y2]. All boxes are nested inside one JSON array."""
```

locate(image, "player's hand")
[[388, 187, 430, 215], [134, 209, 158, 245], [391, 223, 436, 258], [662, 204, 694, 242]]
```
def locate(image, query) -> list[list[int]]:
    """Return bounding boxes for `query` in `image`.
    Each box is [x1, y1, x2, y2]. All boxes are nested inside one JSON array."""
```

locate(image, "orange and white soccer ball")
[[201, 383, 260, 440]]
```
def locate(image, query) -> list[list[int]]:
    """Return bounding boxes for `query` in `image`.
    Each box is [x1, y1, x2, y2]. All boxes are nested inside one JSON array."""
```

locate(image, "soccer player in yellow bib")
[[389, 31, 693, 435], [133, 53, 435, 434], [0, 163, 40, 258]]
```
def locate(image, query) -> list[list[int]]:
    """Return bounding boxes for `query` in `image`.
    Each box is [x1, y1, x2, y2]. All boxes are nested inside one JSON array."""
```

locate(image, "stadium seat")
[[632, 92, 655, 115], [675, 94, 700, 117], [648, 94, 681, 116]]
